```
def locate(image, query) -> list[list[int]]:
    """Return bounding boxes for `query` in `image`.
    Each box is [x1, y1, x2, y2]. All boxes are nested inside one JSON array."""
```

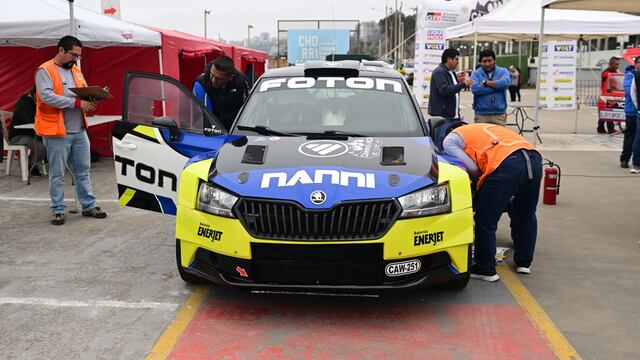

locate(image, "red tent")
[[232, 45, 268, 83], [146, 27, 234, 89]]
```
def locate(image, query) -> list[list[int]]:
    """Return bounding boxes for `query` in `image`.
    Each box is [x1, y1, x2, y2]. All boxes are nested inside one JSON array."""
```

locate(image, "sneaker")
[[630, 166, 640, 174], [620, 161, 629, 169], [470, 265, 500, 282], [82, 206, 107, 219], [608, 128, 617, 135], [30, 167, 42, 176], [597, 127, 606, 134], [51, 213, 65, 225]]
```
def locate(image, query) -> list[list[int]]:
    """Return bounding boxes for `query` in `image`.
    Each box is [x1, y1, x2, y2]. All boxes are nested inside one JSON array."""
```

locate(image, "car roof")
[[262, 60, 403, 79]]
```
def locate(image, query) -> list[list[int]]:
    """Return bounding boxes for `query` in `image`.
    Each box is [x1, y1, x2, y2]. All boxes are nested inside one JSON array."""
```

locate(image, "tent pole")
[[574, 37, 582, 134], [473, 25, 478, 68], [533, 7, 546, 146], [157, 47, 164, 75], [68, 0, 75, 35]]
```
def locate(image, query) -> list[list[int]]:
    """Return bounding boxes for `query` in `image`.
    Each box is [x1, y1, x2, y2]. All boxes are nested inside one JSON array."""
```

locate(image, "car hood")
[[210, 136, 438, 209]]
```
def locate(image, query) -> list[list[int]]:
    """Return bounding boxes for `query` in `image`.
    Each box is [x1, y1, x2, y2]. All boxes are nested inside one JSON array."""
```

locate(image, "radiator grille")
[[235, 198, 400, 240]]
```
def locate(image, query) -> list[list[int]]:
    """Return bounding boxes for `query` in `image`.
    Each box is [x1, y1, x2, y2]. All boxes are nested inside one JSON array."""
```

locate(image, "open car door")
[[112, 71, 227, 215]]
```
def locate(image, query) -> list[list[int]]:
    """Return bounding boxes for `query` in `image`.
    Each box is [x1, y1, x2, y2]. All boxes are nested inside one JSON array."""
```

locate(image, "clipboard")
[[70, 86, 113, 101]]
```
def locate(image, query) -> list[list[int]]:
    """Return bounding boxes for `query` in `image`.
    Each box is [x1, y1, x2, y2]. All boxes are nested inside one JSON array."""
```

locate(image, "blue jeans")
[[473, 149, 542, 270], [633, 116, 640, 167], [43, 130, 97, 215]]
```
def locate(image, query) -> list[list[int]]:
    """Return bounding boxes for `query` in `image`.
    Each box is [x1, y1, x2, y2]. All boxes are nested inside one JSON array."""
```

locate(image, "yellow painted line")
[[145, 286, 209, 360], [497, 265, 582, 360], [118, 188, 136, 206]]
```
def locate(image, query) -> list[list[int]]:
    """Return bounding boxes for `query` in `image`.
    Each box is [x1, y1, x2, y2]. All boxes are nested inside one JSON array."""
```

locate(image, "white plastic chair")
[[1, 111, 29, 182]]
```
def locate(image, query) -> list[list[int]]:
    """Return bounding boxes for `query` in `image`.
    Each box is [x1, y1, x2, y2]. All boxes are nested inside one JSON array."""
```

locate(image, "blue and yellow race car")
[[112, 61, 473, 290]]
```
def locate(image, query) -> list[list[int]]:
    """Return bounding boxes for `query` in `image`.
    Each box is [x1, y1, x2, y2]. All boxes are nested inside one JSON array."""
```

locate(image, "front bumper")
[[175, 204, 473, 290]]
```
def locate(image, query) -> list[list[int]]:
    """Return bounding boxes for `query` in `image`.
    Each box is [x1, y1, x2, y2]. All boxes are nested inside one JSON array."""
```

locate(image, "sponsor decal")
[[261, 169, 376, 189], [385, 259, 421, 277], [554, 44, 574, 52], [425, 43, 445, 51], [299, 140, 349, 158], [347, 137, 382, 159], [553, 95, 573, 101], [551, 64, 575, 68], [413, 230, 444, 246], [554, 103, 575, 109], [197, 222, 223, 242], [542, 45, 548, 52], [555, 78, 572, 83], [310, 190, 327, 205], [236, 266, 248, 277], [114, 155, 177, 192], [599, 111, 625, 120], [259, 77, 403, 93], [426, 29, 444, 41], [553, 55, 575, 60], [552, 70, 574, 76], [121, 31, 133, 40], [426, 11, 443, 21]]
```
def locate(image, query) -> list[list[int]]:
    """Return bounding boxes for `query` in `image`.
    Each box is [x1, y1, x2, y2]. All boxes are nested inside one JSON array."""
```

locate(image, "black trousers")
[[508, 85, 521, 102], [621, 114, 638, 163]]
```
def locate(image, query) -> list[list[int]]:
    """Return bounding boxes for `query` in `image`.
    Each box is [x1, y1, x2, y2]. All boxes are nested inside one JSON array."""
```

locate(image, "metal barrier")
[[576, 80, 600, 107]]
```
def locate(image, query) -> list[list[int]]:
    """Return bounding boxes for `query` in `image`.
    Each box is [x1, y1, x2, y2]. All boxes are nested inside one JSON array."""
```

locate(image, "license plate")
[[385, 259, 421, 277]]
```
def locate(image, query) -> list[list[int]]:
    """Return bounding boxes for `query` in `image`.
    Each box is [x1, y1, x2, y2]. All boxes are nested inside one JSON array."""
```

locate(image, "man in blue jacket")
[[471, 50, 510, 125], [192, 55, 249, 131], [620, 57, 640, 169]]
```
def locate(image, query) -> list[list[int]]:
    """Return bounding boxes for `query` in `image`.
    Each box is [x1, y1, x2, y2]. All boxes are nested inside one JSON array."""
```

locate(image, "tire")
[[176, 239, 206, 284], [442, 244, 472, 290]]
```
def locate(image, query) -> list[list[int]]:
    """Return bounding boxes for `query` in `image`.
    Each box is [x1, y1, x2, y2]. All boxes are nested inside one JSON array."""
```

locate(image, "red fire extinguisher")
[[543, 161, 561, 205]]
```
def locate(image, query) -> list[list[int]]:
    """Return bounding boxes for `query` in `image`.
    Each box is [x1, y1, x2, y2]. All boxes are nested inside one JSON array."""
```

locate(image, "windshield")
[[234, 76, 424, 137]]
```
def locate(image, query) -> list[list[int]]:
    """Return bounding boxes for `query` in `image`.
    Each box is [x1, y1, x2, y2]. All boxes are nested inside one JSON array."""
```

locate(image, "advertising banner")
[[413, 0, 511, 108], [539, 40, 577, 110], [287, 29, 350, 65]]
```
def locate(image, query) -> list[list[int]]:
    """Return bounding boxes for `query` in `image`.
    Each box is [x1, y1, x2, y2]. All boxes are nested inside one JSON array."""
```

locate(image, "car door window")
[[125, 76, 218, 134]]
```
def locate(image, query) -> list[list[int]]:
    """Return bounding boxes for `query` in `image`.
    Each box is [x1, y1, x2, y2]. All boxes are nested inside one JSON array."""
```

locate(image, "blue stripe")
[[448, 264, 460, 275], [157, 195, 177, 215]]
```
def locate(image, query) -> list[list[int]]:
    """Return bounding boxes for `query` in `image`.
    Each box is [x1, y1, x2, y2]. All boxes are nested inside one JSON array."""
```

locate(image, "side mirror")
[[152, 117, 180, 141]]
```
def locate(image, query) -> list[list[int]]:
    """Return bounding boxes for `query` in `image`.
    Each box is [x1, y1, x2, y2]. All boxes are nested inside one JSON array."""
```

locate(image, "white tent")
[[446, 0, 640, 41], [0, 0, 161, 47], [541, 0, 640, 13]]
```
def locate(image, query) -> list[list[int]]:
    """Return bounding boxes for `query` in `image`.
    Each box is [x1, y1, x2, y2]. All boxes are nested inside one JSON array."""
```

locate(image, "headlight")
[[398, 183, 450, 218], [196, 182, 238, 218]]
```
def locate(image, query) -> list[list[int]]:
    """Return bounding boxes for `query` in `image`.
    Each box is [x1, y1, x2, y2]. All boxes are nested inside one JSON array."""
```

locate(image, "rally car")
[[112, 61, 473, 290]]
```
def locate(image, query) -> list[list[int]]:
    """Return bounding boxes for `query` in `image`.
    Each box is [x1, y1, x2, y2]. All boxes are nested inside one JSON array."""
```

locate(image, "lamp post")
[[247, 25, 254, 47], [204, 9, 211, 39], [68, 0, 75, 35]]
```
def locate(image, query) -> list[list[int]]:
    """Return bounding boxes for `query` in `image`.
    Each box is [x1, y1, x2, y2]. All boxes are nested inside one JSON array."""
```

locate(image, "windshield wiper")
[[299, 130, 366, 138], [235, 125, 296, 137]]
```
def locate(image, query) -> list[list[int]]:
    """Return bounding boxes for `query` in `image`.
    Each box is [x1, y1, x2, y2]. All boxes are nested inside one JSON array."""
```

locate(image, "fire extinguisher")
[[543, 160, 561, 205]]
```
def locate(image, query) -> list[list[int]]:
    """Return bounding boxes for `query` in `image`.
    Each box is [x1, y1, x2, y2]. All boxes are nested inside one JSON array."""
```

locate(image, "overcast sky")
[[77, 0, 420, 42]]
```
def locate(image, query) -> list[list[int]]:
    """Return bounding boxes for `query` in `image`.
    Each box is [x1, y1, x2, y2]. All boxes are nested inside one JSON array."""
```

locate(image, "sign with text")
[[539, 40, 577, 110], [287, 29, 350, 65]]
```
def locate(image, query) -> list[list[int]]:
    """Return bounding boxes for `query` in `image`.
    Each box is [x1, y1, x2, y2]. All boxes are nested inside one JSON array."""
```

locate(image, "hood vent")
[[381, 146, 406, 166], [242, 145, 267, 165]]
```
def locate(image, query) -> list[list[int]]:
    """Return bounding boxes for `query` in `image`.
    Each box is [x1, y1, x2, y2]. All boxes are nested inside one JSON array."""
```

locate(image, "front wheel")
[[176, 239, 207, 284]]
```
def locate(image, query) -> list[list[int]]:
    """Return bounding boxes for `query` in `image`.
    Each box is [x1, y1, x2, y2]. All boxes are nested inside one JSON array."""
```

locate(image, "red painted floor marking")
[[167, 297, 557, 360]]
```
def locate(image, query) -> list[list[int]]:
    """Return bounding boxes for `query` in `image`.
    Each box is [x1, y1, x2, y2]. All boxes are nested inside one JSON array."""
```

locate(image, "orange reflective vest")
[[34, 60, 87, 137], [453, 123, 536, 189]]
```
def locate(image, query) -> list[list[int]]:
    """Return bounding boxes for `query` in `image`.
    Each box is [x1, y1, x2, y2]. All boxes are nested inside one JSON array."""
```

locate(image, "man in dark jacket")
[[620, 57, 640, 168], [193, 55, 249, 131], [428, 48, 473, 149], [8, 86, 46, 175]]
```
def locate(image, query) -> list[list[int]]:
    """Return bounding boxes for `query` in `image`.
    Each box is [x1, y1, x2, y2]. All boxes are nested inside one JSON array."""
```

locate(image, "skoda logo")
[[310, 190, 327, 205], [298, 140, 349, 158]]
